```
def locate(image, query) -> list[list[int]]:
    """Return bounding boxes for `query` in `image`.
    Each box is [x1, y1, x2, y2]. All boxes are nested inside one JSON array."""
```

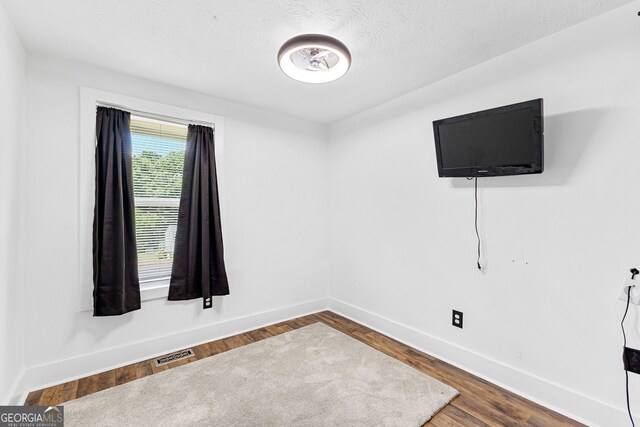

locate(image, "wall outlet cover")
[[452, 310, 463, 329]]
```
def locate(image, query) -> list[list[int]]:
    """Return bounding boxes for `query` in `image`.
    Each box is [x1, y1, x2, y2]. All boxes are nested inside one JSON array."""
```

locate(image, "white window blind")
[[131, 115, 187, 283]]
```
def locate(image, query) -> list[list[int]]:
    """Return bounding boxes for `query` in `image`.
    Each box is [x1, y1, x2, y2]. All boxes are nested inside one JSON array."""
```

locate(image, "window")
[[80, 88, 224, 310], [130, 116, 187, 285]]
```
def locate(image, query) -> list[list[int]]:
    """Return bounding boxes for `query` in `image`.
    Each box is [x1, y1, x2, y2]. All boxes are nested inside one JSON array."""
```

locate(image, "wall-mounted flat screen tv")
[[433, 99, 543, 177]]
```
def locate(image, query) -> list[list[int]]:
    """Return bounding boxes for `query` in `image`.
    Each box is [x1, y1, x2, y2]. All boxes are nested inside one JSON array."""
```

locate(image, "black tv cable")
[[467, 176, 481, 270], [622, 268, 637, 427]]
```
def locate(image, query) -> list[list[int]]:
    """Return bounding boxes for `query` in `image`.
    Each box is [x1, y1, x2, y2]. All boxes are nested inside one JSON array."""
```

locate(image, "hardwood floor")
[[25, 311, 583, 426]]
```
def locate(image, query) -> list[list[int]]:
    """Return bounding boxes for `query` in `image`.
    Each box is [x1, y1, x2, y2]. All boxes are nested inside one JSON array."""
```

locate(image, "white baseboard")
[[328, 298, 635, 427], [15, 298, 328, 403]]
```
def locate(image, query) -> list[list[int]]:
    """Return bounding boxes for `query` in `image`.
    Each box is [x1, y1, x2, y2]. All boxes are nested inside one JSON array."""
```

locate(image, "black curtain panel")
[[93, 107, 141, 316], [169, 124, 229, 309]]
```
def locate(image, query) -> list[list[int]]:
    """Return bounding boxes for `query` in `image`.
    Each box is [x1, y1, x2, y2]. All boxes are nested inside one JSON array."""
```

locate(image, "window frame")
[[79, 88, 224, 312]]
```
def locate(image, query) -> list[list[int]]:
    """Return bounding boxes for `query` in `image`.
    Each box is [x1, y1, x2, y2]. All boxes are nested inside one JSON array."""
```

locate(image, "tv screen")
[[433, 99, 543, 177]]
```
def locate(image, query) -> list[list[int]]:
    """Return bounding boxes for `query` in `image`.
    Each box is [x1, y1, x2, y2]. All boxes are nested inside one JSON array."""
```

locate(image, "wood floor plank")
[[150, 362, 170, 374], [208, 339, 231, 354], [24, 311, 583, 426], [59, 381, 79, 404], [191, 342, 212, 359], [134, 360, 153, 380], [224, 334, 251, 350], [24, 389, 43, 406], [199, 341, 219, 356], [75, 370, 115, 399], [451, 394, 524, 426], [115, 364, 137, 386], [287, 318, 310, 329], [428, 410, 465, 427], [97, 371, 115, 389], [235, 333, 254, 345], [243, 329, 266, 342], [527, 414, 580, 427], [276, 323, 296, 333], [241, 332, 258, 343], [75, 377, 94, 400], [39, 383, 64, 406], [294, 314, 321, 326], [247, 327, 274, 341], [439, 403, 490, 427], [264, 323, 294, 336]]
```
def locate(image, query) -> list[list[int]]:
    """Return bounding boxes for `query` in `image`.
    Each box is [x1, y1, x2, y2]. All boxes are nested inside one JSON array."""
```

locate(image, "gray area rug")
[[62, 323, 458, 426]]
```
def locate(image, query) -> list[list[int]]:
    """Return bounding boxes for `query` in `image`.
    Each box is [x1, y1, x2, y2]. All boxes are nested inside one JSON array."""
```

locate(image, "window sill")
[[80, 279, 169, 312], [140, 279, 170, 302]]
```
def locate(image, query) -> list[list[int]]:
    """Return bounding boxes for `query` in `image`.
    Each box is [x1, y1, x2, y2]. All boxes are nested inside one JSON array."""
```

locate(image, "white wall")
[[0, 2, 26, 404], [10, 2, 640, 424], [328, 2, 640, 426], [20, 55, 328, 390]]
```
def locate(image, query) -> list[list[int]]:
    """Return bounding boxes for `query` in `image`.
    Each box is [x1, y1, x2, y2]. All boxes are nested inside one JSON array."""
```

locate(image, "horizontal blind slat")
[[131, 115, 187, 282]]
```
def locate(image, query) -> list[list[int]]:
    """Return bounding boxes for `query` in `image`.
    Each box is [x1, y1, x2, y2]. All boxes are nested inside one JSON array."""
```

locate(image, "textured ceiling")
[[1, 0, 631, 123]]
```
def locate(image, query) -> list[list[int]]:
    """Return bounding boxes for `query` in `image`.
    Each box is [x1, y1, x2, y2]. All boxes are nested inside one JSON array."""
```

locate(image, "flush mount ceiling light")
[[277, 34, 351, 84]]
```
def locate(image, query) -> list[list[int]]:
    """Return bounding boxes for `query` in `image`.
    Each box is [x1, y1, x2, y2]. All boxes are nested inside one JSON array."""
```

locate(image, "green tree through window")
[[130, 116, 187, 281]]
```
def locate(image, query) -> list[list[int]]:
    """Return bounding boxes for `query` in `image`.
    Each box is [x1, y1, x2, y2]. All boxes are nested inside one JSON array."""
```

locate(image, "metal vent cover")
[[155, 349, 195, 367]]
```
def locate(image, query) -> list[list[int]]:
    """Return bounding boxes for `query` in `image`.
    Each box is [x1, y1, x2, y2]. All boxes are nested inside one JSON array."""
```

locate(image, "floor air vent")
[[155, 349, 195, 367]]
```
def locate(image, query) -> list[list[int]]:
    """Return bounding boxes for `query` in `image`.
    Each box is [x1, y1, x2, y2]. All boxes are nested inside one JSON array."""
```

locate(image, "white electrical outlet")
[[618, 277, 640, 305]]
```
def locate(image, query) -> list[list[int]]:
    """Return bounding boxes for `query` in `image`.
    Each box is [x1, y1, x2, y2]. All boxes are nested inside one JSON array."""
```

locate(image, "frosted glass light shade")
[[277, 34, 351, 83]]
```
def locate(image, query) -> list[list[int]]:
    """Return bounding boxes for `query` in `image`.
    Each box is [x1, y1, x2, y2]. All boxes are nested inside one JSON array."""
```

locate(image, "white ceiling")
[[1, 0, 631, 123]]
